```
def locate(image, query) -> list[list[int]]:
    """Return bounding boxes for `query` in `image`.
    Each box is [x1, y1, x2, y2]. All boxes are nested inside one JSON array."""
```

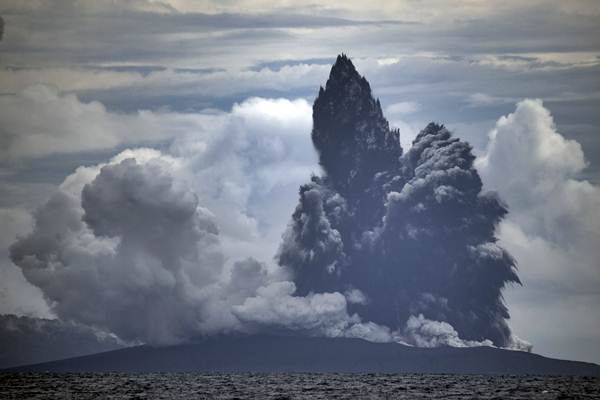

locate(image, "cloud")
[[8, 149, 296, 344], [0, 83, 305, 164], [0, 85, 181, 160], [0, 89, 318, 262], [477, 99, 598, 244], [398, 313, 530, 350], [0, 67, 148, 93], [0, 208, 51, 318], [5, 96, 383, 346], [401, 314, 494, 348], [278, 179, 348, 283], [10, 151, 224, 344], [167, 96, 316, 263], [477, 99, 600, 361], [0, 0, 175, 14], [161, 1, 600, 26], [344, 288, 368, 305], [233, 280, 396, 343], [0, 64, 331, 110], [383, 101, 422, 150], [385, 101, 421, 115], [4, 0, 599, 106], [8, 147, 397, 345], [1, 94, 320, 327], [236, 282, 352, 335], [466, 93, 514, 108]]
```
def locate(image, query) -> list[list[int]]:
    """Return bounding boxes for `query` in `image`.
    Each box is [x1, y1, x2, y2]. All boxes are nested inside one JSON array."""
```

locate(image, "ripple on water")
[[1, 373, 599, 400]]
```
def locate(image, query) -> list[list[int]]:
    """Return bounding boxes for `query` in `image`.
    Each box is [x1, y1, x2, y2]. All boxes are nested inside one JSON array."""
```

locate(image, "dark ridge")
[[7, 335, 600, 376], [0, 314, 123, 369]]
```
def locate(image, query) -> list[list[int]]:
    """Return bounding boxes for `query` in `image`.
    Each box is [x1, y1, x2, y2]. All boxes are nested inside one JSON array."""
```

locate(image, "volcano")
[[7, 335, 600, 375]]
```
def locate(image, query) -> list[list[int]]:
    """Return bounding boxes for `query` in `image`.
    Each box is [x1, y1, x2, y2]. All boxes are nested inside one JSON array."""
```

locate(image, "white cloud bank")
[[477, 99, 600, 284], [0, 85, 169, 159], [477, 99, 600, 361]]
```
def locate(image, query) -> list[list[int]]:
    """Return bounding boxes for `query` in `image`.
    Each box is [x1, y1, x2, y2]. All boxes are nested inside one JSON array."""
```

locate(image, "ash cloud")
[[279, 55, 521, 348]]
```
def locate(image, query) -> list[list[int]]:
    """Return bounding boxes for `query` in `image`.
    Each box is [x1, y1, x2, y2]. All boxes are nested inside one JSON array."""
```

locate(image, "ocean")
[[1, 373, 599, 399]]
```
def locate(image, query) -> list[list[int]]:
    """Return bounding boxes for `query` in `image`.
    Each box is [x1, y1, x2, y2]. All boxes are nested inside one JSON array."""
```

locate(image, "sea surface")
[[1, 373, 599, 399]]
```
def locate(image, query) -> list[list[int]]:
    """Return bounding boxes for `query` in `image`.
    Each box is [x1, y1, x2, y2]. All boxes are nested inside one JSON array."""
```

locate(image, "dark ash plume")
[[312, 53, 402, 196], [279, 54, 520, 347]]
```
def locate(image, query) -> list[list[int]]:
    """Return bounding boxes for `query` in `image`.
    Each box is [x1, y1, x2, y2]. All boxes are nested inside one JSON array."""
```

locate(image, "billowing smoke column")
[[279, 54, 520, 347]]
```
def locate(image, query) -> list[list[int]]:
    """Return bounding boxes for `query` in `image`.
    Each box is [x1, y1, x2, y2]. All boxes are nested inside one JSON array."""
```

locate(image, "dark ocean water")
[[1, 373, 599, 399]]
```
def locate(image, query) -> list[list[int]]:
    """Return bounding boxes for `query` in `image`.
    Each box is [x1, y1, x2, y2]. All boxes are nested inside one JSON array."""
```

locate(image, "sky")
[[0, 0, 599, 364]]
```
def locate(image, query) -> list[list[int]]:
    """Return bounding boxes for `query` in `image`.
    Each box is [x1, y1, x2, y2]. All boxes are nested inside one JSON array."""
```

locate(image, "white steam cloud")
[[477, 99, 600, 357], [8, 143, 390, 345]]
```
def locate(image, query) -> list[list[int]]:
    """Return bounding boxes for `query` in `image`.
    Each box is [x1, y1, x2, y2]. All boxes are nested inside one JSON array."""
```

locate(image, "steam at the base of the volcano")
[[279, 55, 521, 348]]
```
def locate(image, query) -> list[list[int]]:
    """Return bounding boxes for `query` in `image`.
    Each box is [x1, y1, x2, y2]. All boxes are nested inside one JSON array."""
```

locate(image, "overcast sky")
[[1, 0, 599, 363]]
